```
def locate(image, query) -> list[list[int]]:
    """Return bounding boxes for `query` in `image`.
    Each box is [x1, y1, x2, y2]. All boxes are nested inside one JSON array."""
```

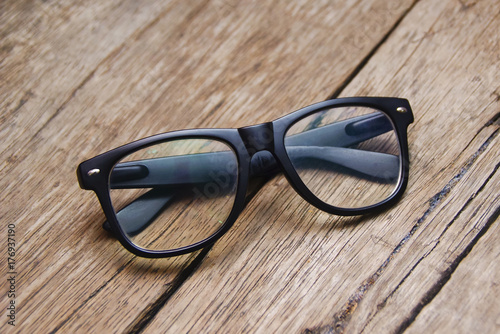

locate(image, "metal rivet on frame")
[[87, 168, 101, 176], [397, 107, 408, 113]]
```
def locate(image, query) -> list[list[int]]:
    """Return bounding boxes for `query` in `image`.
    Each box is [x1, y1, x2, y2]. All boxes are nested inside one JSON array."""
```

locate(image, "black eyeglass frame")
[[77, 97, 414, 258]]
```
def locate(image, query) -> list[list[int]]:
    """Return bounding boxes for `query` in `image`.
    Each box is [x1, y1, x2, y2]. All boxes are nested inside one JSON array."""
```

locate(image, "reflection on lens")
[[109, 139, 238, 251], [284, 106, 401, 209]]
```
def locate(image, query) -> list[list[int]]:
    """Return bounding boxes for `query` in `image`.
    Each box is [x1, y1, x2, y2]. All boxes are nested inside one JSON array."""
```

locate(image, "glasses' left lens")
[[109, 138, 238, 251], [284, 106, 401, 209]]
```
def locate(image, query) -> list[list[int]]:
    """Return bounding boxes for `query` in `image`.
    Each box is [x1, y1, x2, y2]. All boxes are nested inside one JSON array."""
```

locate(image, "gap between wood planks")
[[123, 1, 424, 333], [48, 263, 128, 334], [328, 0, 419, 100], [45, 1, 422, 332], [303, 120, 500, 334], [27, 1, 211, 147], [394, 171, 500, 333], [43, 0, 462, 332]]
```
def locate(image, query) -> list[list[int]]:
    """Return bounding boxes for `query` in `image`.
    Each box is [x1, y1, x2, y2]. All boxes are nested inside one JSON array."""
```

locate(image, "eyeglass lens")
[[109, 139, 239, 251], [284, 106, 401, 209]]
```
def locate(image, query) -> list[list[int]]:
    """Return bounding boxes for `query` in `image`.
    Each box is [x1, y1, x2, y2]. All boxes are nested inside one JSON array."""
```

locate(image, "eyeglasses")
[[77, 97, 414, 258]]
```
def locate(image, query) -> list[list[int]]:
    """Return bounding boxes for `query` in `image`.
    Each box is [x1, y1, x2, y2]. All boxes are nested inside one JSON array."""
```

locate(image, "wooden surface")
[[1, 0, 499, 333]]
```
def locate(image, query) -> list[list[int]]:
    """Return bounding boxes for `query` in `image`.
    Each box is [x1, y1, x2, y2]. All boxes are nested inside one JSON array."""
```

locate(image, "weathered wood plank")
[[0, 1, 419, 333], [1, 2, 202, 332], [0, 1, 215, 332], [406, 188, 500, 334], [140, 0, 500, 332], [336, 0, 500, 331], [343, 128, 499, 334], [0, 0, 175, 160]]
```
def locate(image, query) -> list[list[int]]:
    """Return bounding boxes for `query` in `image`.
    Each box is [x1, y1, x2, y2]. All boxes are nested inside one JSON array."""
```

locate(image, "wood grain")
[[0, 0, 498, 333], [141, 0, 500, 332], [406, 181, 500, 334], [0, 0, 417, 333]]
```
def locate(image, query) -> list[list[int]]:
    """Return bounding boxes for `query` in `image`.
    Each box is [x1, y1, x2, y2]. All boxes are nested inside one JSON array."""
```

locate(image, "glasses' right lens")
[[109, 138, 238, 251], [284, 106, 401, 209]]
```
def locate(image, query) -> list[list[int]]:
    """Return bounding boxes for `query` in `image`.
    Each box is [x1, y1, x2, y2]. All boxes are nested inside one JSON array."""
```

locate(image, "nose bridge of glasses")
[[238, 122, 275, 155], [238, 122, 282, 180], [237, 123, 282, 207]]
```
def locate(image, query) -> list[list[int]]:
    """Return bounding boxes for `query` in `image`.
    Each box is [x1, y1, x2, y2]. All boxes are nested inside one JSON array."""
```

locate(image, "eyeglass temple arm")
[[103, 172, 273, 237], [284, 112, 393, 147], [104, 113, 398, 235]]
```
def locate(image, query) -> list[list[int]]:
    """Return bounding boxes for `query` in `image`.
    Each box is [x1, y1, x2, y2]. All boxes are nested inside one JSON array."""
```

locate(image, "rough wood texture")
[[1, 0, 498, 333]]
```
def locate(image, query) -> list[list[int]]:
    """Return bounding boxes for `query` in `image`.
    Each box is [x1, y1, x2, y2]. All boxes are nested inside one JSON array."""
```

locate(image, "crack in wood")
[[363, 159, 500, 333], [485, 111, 500, 127], [303, 125, 499, 334], [29, 0, 190, 142], [122, 176, 270, 333], [49, 262, 129, 334], [394, 189, 500, 333], [124, 246, 213, 334], [304, 325, 336, 334], [430, 99, 499, 183], [328, 0, 421, 100]]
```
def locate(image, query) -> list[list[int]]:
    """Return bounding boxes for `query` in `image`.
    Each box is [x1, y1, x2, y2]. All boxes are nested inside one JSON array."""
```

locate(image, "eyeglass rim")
[[273, 99, 412, 216], [76, 96, 414, 258]]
